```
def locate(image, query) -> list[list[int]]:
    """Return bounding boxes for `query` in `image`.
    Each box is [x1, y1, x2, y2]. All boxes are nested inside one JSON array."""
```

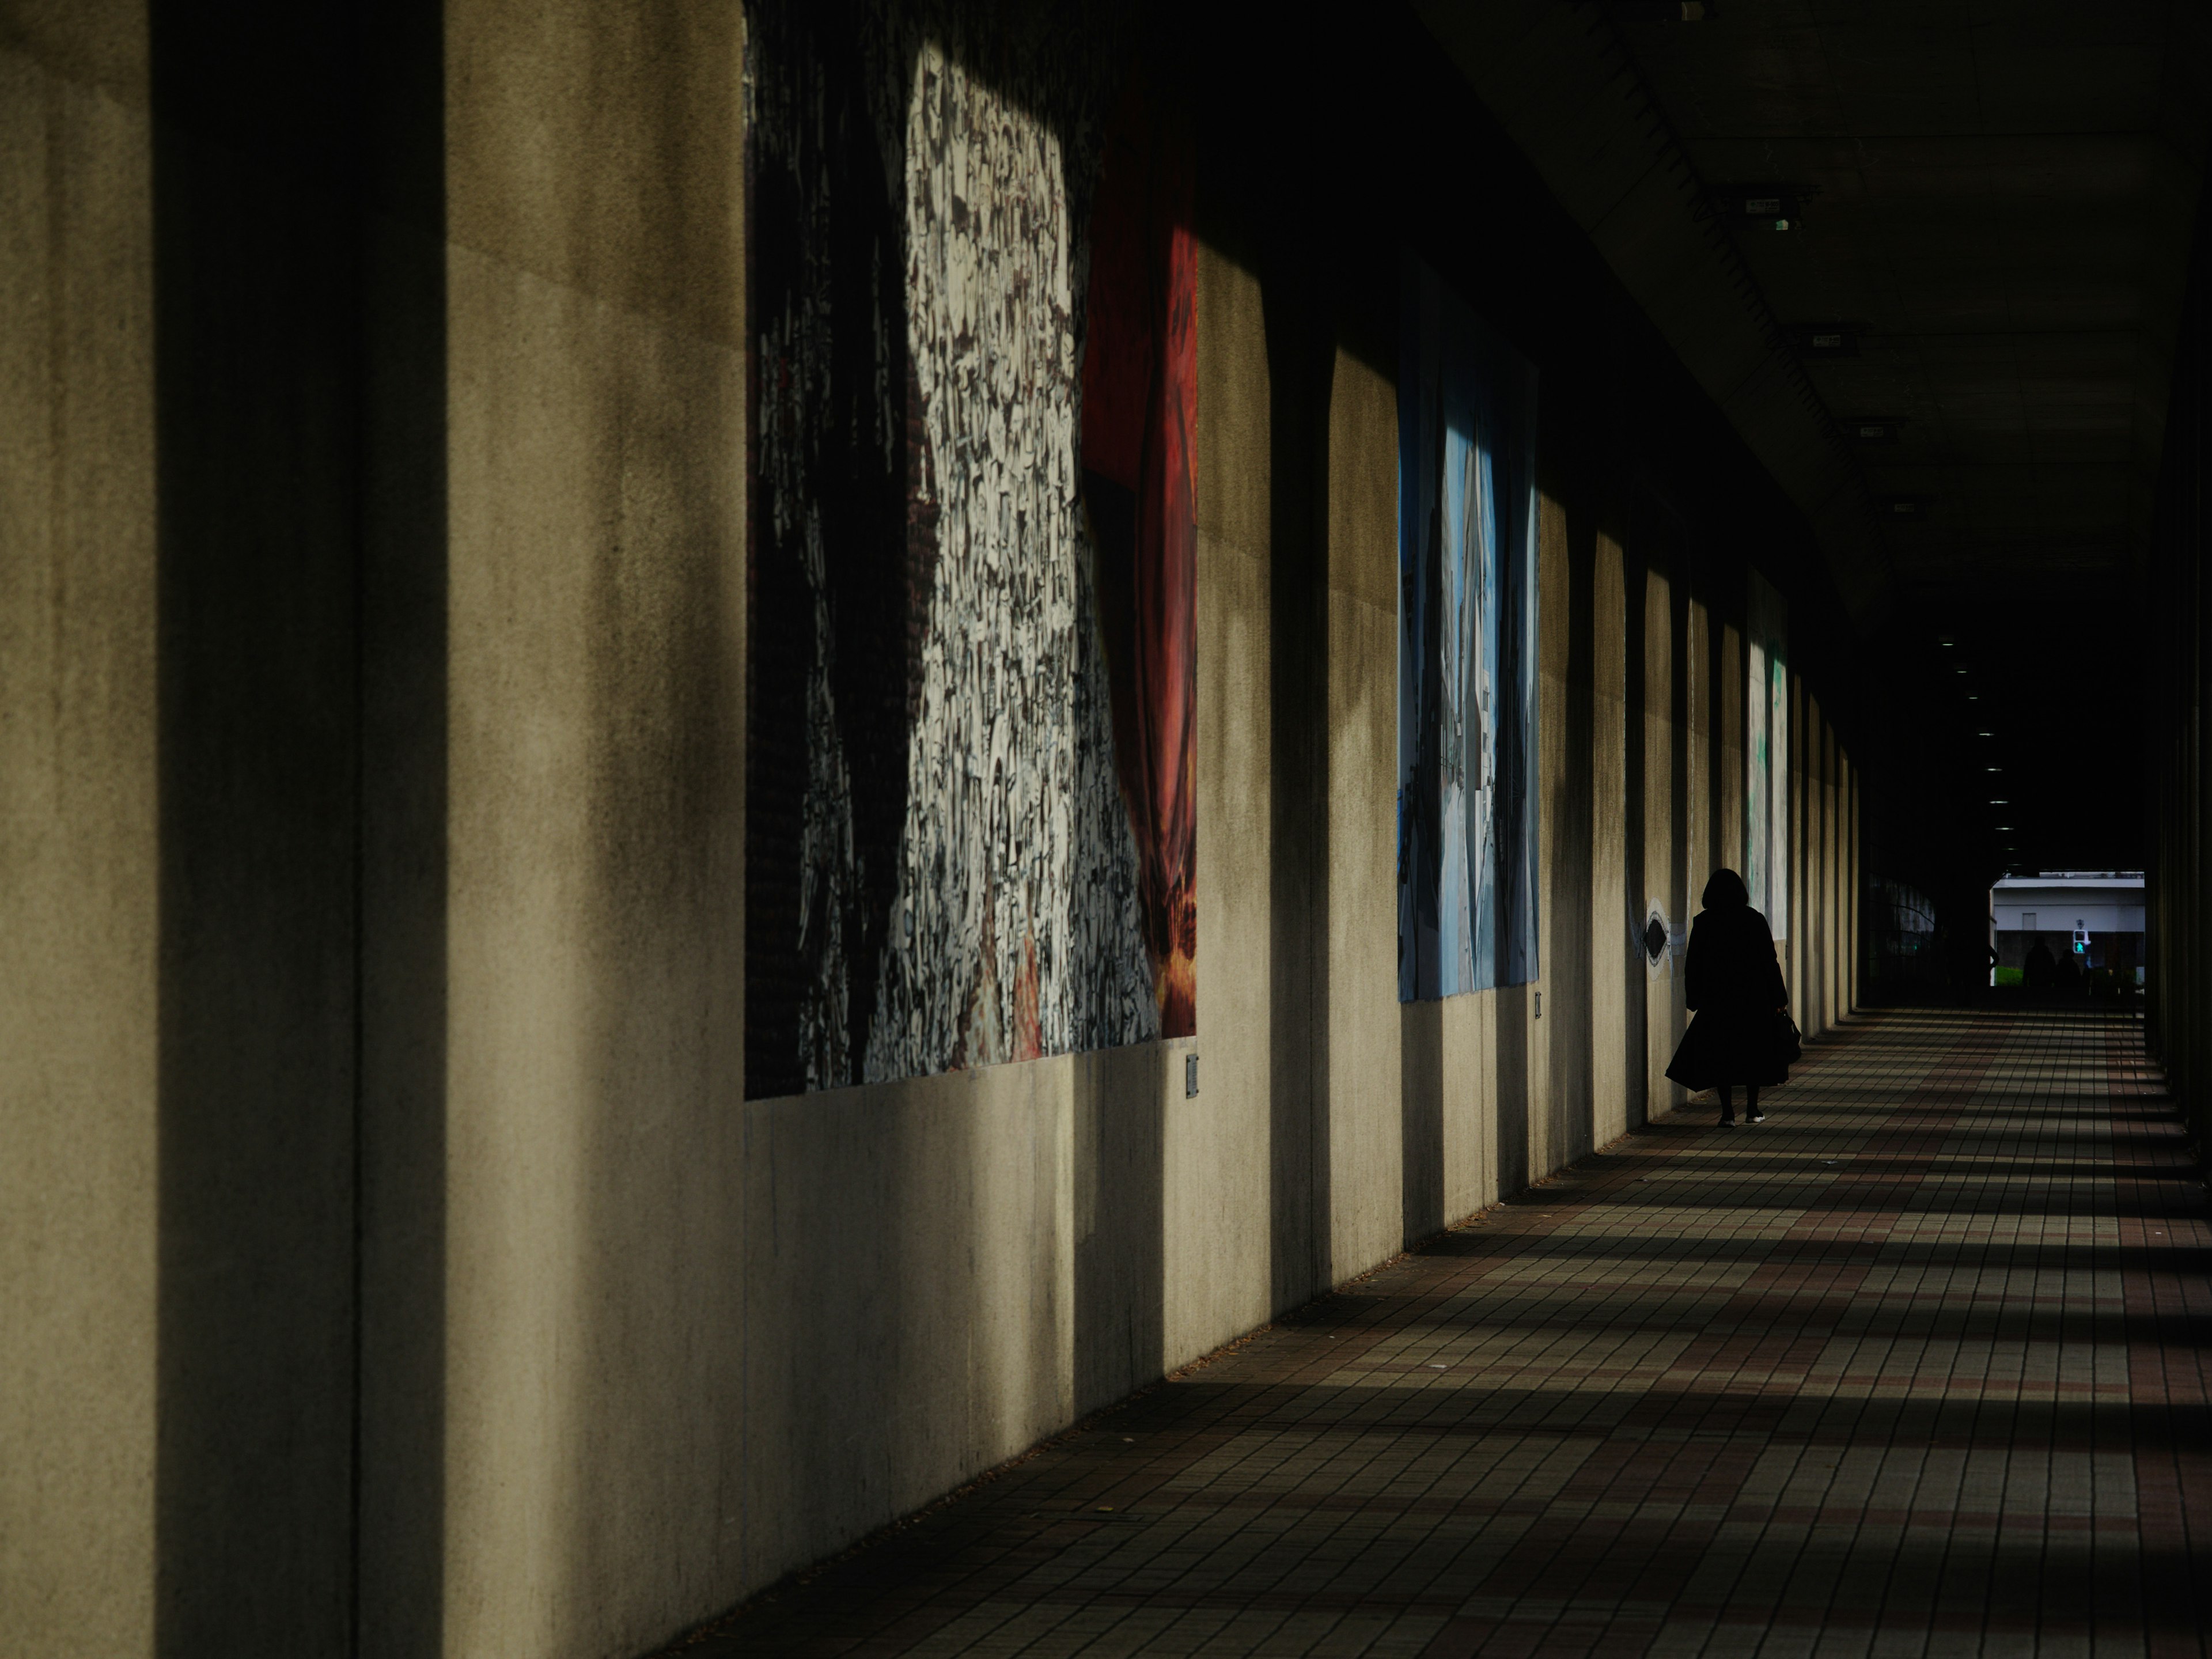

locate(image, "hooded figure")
[[1665, 868, 1794, 1123]]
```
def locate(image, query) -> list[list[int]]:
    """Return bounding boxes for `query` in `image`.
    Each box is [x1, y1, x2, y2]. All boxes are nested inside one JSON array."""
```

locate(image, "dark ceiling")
[[1422, 0, 2212, 884], [1627, 0, 2207, 596]]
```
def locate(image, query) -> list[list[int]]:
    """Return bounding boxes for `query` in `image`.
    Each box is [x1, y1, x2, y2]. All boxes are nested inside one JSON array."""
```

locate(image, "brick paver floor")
[[684, 1007, 2211, 1657]]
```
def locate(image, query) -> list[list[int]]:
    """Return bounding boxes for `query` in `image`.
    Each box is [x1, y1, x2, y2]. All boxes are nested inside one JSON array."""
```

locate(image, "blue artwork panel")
[[1397, 258, 1539, 1001]]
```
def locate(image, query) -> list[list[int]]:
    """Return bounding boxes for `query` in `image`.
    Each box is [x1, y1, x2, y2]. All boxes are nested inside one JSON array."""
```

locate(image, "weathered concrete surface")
[[1718, 620, 1745, 881], [1535, 493, 1589, 1183], [1642, 562, 1682, 1115], [1179, 240, 1277, 1374], [430, 6, 750, 1653], [0, 13, 157, 1658], [1685, 594, 1713, 984], [1324, 344, 1405, 1283], [1590, 533, 1633, 1150]]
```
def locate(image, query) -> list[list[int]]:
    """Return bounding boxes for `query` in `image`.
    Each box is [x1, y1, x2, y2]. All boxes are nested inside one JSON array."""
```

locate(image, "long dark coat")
[[1665, 902, 1792, 1089]]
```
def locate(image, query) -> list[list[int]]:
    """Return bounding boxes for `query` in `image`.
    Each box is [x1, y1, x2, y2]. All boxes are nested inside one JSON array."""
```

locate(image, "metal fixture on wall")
[[1711, 184, 1806, 230], [1790, 324, 1863, 358]]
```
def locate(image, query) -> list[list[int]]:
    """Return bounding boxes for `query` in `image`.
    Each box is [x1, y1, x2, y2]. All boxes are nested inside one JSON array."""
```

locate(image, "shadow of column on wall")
[[1622, 548, 1650, 1131], [1262, 241, 1333, 1312], [1072, 1045, 1168, 1415], [1494, 987, 1531, 1201], [149, 3, 449, 1654], [1548, 487, 1599, 1165], [353, 4, 450, 1652], [1399, 1002, 1446, 1244]]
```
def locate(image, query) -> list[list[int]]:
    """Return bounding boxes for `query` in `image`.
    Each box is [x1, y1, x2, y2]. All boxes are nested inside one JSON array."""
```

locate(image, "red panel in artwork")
[[1082, 78, 1197, 1038]]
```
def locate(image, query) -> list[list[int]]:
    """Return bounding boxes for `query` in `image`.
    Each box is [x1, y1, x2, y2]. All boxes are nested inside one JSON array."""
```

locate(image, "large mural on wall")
[[1745, 570, 1789, 931], [1396, 258, 1540, 1001], [744, 2, 1195, 1098]]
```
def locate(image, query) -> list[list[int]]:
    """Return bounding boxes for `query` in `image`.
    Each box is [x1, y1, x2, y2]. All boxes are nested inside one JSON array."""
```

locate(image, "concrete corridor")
[[690, 1010, 2211, 1658]]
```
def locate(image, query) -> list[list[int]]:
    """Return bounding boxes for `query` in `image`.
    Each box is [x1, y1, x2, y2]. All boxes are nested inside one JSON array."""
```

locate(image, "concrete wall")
[[0, 5, 1866, 1657]]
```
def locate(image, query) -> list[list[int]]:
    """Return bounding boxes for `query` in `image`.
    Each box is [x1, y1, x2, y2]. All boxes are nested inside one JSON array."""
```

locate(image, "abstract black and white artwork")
[[745, 1, 1194, 1097]]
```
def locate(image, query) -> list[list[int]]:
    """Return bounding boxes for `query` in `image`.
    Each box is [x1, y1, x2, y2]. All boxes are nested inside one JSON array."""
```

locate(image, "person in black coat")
[[1665, 868, 1793, 1126], [2025, 937, 2056, 988]]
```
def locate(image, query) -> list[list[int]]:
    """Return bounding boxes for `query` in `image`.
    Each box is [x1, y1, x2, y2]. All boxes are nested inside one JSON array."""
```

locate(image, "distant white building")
[[1989, 872, 2144, 980]]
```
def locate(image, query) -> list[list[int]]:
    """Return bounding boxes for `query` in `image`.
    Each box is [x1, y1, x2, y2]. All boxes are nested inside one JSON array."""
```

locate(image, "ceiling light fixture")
[[1605, 1, 1714, 20]]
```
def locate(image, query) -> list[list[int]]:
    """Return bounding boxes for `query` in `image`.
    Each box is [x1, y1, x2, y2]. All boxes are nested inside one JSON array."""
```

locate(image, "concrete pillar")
[[1786, 670, 1807, 1015], [1323, 344, 1401, 1280], [1536, 494, 1586, 1171], [1643, 561, 1680, 1114], [413, 8, 754, 1653], [1590, 535, 1630, 1146], [1805, 694, 1823, 1035], [1806, 700, 1826, 1035], [1846, 755, 1861, 1014], [1719, 619, 1745, 880], [1831, 736, 1843, 1025], [1685, 594, 1713, 949], [1183, 240, 1278, 1370], [0, 12, 158, 1657]]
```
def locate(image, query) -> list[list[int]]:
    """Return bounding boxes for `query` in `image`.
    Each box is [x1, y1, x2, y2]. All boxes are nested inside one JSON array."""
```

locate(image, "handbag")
[[1774, 1010, 1803, 1068]]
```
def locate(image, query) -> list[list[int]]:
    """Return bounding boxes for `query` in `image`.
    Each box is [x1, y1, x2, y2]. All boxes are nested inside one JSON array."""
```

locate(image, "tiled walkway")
[[692, 1009, 2211, 1657]]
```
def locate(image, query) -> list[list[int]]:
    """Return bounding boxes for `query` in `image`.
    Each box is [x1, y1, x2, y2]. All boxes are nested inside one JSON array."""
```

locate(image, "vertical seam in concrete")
[[346, 134, 367, 1659]]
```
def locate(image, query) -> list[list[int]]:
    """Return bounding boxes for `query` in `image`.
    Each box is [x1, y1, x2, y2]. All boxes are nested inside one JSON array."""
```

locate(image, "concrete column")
[[1719, 618, 1745, 880], [1181, 240, 1278, 1369], [1685, 593, 1713, 950], [1643, 561, 1680, 1114], [1590, 535, 1630, 1145], [1786, 670, 1806, 1014], [1323, 344, 1401, 1280], [1824, 724, 1841, 1031], [0, 12, 158, 1657], [1846, 755, 1860, 1013], [429, 7, 753, 1653], [1811, 716, 1821, 1028], [1536, 494, 1587, 1173], [1805, 700, 1825, 1035]]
